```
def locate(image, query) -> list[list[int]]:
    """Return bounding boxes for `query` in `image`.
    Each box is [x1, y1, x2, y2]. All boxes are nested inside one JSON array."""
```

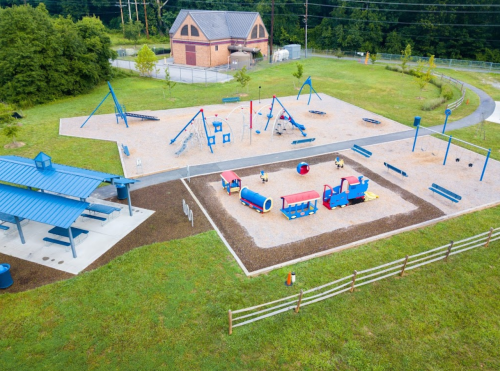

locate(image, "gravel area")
[[60, 94, 410, 177]]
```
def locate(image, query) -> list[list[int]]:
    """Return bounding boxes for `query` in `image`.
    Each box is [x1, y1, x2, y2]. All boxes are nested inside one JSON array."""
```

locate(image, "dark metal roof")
[[170, 10, 263, 41], [0, 154, 136, 199], [0, 184, 89, 229]]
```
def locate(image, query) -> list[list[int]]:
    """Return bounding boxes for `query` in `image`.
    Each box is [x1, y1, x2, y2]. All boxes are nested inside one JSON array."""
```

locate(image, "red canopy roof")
[[220, 171, 240, 183], [281, 190, 320, 205], [342, 176, 360, 185]]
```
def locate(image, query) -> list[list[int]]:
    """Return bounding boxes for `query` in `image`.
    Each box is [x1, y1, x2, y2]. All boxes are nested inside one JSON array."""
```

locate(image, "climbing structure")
[[264, 96, 307, 137], [296, 76, 322, 105]]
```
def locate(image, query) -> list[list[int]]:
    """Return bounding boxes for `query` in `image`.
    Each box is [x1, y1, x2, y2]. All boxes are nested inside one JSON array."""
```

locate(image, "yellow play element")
[[364, 191, 379, 202], [364, 52, 370, 65]]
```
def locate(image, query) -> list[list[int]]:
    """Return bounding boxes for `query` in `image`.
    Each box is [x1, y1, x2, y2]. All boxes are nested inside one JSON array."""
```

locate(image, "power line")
[[339, 0, 500, 7]]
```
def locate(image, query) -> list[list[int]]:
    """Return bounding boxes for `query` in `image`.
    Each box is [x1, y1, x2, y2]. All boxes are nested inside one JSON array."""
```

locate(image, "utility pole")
[[304, 0, 308, 58], [269, 0, 274, 63], [128, 0, 132, 21], [143, 1, 150, 39], [135, 0, 139, 21], [118, 0, 125, 35]]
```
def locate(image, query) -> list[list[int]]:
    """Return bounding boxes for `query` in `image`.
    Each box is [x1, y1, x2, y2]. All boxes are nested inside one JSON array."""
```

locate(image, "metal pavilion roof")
[[0, 184, 89, 229], [0, 154, 135, 199]]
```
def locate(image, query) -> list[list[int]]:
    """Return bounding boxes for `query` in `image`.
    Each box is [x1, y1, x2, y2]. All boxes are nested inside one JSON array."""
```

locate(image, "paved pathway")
[[92, 80, 495, 199]]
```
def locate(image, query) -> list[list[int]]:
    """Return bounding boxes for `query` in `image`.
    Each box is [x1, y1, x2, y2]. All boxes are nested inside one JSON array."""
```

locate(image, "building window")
[[191, 25, 199, 37], [259, 25, 265, 38], [251, 25, 258, 39], [181, 25, 189, 36], [215, 45, 218, 51]]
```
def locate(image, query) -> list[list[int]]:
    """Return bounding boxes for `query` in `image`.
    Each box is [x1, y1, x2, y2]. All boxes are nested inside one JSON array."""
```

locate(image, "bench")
[[122, 144, 130, 156], [351, 144, 372, 158], [0, 225, 9, 231], [429, 183, 461, 203], [43, 237, 71, 247], [81, 213, 108, 225], [222, 97, 240, 104], [384, 162, 408, 178], [292, 138, 316, 145]]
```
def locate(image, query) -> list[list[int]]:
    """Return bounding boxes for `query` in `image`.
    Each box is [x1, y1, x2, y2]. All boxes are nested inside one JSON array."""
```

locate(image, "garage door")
[[185, 45, 196, 66]]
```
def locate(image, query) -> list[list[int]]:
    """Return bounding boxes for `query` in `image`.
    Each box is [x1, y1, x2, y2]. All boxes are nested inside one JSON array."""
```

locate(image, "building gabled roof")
[[0, 184, 89, 229], [0, 154, 136, 199], [170, 9, 263, 41]]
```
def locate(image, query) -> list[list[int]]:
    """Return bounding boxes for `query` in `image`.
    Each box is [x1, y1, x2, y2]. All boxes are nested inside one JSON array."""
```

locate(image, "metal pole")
[[68, 227, 77, 258], [442, 109, 451, 134], [250, 100, 252, 145], [304, 0, 308, 59], [480, 149, 491, 182], [412, 124, 420, 152], [443, 135, 452, 165], [14, 216, 25, 244], [259, 86, 261, 103], [126, 183, 133, 216]]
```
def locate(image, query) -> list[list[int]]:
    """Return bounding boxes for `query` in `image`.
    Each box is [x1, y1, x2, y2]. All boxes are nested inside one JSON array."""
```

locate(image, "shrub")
[[385, 65, 402, 72], [441, 84, 454, 100], [422, 97, 445, 111]]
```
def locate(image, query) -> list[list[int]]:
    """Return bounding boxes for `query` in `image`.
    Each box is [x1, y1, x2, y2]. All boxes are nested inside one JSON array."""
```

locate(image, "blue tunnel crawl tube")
[[240, 187, 273, 213]]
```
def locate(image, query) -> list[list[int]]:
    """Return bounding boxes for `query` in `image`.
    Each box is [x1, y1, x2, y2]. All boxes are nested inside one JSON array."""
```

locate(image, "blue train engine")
[[322, 176, 378, 210]]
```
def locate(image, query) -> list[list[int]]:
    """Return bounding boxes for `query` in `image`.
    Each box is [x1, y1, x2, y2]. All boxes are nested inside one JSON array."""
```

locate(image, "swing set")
[[412, 124, 492, 181]]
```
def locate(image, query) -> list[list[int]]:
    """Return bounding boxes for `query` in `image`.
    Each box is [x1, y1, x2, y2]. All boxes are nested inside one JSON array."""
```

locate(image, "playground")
[[60, 93, 409, 177], [187, 137, 500, 273]]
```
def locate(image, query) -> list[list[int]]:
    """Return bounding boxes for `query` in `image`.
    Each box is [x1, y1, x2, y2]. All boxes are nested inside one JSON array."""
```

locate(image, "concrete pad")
[[0, 199, 154, 274], [486, 101, 500, 124]]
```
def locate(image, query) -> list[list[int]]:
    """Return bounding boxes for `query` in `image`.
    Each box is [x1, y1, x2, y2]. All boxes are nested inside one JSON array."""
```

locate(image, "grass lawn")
[[0, 58, 480, 174], [1, 207, 499, 370], [436, 69, 500, 101]]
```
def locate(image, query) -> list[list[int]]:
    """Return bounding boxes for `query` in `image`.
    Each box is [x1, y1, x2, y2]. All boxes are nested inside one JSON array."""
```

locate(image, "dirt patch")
[[189, 154, 445, 273], [3, 142, 25, 149], [0, 180, 212, 294]]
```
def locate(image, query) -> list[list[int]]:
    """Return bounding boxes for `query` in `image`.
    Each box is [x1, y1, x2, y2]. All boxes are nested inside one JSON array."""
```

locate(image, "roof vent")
[[34, 152, 53, 171]]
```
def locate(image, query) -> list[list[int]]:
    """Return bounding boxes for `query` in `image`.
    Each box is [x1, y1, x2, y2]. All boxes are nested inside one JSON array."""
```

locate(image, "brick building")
[[169, 10, 269, 68]]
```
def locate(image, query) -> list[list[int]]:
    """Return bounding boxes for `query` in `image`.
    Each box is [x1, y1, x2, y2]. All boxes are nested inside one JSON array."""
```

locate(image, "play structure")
[[220, 171, 241, 195], [296, 76, 322, 105], [260, 171, 269, 183], [239, 187, 273, 213], [170, 109, 233, 155], [296, 162, 310, 175], [322, 176, 378, 210], [362, 118, 381, 125], [412, 118, 491, 181], [280, 191, 320, 220], [335, 157, 344, 169], [81, 82, 159, 128], [264, 96, 307, 138]]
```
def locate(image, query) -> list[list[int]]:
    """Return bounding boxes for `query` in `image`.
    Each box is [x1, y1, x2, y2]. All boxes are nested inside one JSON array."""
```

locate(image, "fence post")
[[294, 289, 304, 313], [400, 255, 409, 277], [444, 241, 454, 262], [350, 270, 358, 292], [485, 227, 494, 247], [228, 310, 233, 335]]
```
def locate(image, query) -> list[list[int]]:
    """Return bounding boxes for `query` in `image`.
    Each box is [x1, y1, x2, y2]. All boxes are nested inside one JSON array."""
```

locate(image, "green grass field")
[[1, 58, 499, 370]]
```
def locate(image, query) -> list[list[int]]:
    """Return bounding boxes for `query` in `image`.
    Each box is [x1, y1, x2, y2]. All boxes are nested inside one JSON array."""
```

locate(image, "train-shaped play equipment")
[[322, 176, 378, 210], [220, 171, 241, 195], [239, 187, 273, 213]]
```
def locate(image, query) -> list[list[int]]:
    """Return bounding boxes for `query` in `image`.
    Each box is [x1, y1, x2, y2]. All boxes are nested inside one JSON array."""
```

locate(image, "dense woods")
[[1, 0, 498, 62]]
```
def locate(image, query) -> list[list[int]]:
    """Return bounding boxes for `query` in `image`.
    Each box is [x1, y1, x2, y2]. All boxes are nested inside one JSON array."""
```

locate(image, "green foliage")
[[292, 62, 304, 82], [441, 84, 454, 101], [3, 123, 21, 143], [134, 45, 158, 77], [334, 48, 345, 58], [401, 44, 412, 72], [0, 103, 16, 127], [123, 20, 143, 46], [0, 5, 115, 106], [422, 97, 446, 111], [164, 67, 176, 98], [234, 66, 251, 89], [414, 60, 428, 93], [369, 53, 378, 65]]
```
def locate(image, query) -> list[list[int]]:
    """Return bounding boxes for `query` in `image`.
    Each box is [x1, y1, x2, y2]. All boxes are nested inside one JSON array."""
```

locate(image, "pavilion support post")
[[126, 183, 133, 216], [14, 216, 25, 244], [68, 227, 77, 258]]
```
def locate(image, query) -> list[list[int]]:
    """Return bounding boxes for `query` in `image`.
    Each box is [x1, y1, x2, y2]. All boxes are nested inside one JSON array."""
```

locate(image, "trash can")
[[0, 263, 13, 289], [116, 184, 128, 200]]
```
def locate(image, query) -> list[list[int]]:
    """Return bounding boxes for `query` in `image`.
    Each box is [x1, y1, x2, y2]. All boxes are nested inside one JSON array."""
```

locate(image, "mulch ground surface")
[[1, 180, 212, 294], [188, 153, 445, 273]]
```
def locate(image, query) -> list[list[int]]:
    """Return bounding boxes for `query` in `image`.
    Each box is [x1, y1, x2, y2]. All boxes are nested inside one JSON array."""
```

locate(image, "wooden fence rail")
[[228, 227, 499, 334]]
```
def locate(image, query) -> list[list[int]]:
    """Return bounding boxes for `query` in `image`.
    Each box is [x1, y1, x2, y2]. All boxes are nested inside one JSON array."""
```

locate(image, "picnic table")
[[86, 204, 121, 218], [48, 226, 89, 243]]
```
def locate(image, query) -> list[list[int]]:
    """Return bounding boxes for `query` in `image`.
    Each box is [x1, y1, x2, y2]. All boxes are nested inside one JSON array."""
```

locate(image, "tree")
[[124, 20, 143, 47], [401, 44, 412, 73], [414, 60, 428, 97], [369, 53, 378, 65], [3, 124, 21, 145], [164, 66, 176, 98], [0, 103, 16, 127], [234, 66, 251, 92], [135, 45, 158, 77], [292, 63, 304, 84]]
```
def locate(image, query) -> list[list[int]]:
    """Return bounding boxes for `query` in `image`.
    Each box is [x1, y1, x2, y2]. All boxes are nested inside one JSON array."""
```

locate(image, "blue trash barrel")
[[0, 263, 13, 289], [116, 184, 128, 200]]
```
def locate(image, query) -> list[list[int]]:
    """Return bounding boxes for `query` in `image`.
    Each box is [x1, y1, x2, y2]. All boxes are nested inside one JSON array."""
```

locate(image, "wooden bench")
[[429, 183, 461, 203], [384, 162, 408, 178], [122, 144, 130, 156], [81, 213, 108, 225], [351, 144, 372, 158], [291, 138, 316, 145], [222, 97, 240, 104], [43, 237, 71, 247]]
